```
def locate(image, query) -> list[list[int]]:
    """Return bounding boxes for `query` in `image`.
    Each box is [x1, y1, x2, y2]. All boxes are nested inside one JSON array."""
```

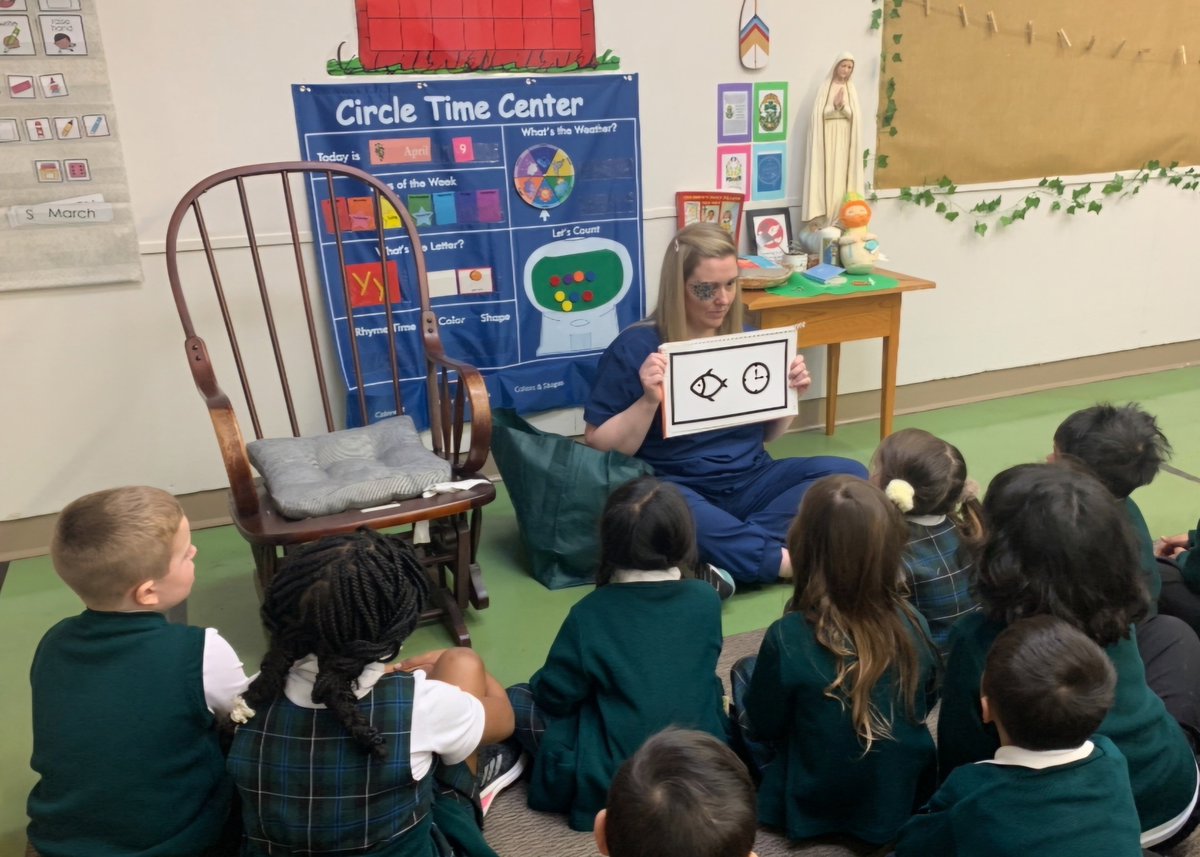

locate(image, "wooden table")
[[741, 269, 935, 439]]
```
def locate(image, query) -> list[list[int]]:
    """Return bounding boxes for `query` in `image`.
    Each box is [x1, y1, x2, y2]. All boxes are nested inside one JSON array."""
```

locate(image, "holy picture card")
[[659, 325, 799, 438]]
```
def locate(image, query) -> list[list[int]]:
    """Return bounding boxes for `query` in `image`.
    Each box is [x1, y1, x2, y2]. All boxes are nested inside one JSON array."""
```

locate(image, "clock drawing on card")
[[742, 362, 770, 394]]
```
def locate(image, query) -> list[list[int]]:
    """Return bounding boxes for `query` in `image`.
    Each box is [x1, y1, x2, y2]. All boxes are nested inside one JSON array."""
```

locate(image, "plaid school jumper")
[[229, 672, 445, 857], [901, 517, 978, 654]]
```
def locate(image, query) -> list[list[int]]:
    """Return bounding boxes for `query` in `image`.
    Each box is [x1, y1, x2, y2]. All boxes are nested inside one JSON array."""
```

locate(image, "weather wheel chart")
[[292, 75, 644, 428]]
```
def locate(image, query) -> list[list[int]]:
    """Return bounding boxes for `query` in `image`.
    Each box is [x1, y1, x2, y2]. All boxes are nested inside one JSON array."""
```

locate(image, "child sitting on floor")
[[871, 427, 984, 653], [1053, 403, 1200, 729], [227, 528, 516, 856], [28, 486, 250, 856], [896, 614, 1142, 856], [595, 728, 758, 857], [937, 463, 1199, 850], [1052, 402, 1174, 618], [735, 475, 939, 846], [508, 475, 730, 831]]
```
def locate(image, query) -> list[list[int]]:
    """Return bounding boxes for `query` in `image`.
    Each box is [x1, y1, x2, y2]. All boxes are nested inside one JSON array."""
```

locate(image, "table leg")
[[825, 342, 841, 435], [880, 304, 902, 439]]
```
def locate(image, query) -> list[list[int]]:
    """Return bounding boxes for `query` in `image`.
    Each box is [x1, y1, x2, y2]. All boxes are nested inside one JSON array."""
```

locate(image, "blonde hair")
[[650, 223, 743, 342], [51, 486, 183, 607], [786, 476, 929, 750]]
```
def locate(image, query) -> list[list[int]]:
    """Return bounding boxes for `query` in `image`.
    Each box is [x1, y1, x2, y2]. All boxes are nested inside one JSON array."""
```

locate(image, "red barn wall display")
[[356, 0, 598, 72]]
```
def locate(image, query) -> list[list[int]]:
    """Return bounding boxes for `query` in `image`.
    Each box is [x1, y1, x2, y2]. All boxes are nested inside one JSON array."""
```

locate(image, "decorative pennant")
[[739, 0, 769, 70]]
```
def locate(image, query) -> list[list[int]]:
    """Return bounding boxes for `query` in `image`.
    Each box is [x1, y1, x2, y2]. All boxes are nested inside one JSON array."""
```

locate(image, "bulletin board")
[[876, 1, 1200, 188], [0, 1, 140, 291], [292, 74, 644, 428]]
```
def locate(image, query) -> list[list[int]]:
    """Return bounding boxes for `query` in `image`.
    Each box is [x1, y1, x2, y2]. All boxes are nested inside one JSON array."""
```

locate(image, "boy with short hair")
[[595, 727, 758, 857], [896, 615, 1143, 856], [1052, 402, 1172, 613], [28, 486, 249, 857]]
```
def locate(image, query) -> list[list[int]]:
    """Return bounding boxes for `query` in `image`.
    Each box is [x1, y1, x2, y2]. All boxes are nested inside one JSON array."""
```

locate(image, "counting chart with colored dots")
[[294, 75, 645, 429]]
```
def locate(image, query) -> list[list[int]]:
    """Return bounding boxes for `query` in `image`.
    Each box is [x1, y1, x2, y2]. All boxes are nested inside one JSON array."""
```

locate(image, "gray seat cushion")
[[246, 416, 452, 519]]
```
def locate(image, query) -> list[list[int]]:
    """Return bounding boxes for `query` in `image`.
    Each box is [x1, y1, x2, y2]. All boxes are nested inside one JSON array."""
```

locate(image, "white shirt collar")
[[980, 740, 1094, 769], [283, 653, 388, 709], [906, 513, 947, 526], [611, 566, 683, 584]]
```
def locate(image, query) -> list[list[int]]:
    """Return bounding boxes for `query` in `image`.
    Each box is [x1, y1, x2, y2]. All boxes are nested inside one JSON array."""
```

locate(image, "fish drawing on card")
[[691, 369, 728, 401]]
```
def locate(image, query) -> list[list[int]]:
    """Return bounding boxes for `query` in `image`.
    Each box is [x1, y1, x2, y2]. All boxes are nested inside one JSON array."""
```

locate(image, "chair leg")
[[251, 543, 279, 600], [433, 584, 472, 647], [468, 509, 489, 609]]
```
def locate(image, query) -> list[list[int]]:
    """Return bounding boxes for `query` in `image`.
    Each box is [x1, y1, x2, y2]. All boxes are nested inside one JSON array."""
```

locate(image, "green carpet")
[[1, 366, 1198, 854]]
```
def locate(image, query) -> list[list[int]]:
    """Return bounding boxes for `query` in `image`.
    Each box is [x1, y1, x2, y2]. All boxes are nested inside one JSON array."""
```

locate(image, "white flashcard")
[[659, 325, 800, 438], [8, 74, 36, 98], [82, 113, 109, 137], [39, 73, 67, 97], [53, 115, 79, 139], [39, 12, 85, 54], [25, 117, 51, 140], [457, 267, 494, 295], [1, 15, 34, 54], [426, 268, 458, 299]]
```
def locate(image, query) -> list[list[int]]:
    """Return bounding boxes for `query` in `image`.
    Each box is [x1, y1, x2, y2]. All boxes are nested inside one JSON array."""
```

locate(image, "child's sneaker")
[[698, 563, 737, 601], [477, 740, 527, 816]]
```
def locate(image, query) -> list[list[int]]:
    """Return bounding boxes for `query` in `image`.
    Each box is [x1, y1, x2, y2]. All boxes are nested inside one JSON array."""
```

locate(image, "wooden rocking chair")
[[165, 161, 494, 645]]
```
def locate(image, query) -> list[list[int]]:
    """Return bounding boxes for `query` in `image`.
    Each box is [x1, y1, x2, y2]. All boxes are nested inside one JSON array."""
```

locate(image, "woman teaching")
[[583, 223, 868, 584]]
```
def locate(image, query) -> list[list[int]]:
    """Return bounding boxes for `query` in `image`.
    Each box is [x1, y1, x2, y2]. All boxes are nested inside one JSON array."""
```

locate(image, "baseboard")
[[3, 339, 1195, 561]]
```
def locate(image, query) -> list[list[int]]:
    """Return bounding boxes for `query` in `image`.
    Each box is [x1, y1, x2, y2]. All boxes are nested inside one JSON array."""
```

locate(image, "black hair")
[[596, 476, 698, 586], [977, 462, 1147, 647], [605, 728, 756, 857], [983, 615, 1116, 751], [242, 528, 432, 759], [1053, 402, 1171, 498]]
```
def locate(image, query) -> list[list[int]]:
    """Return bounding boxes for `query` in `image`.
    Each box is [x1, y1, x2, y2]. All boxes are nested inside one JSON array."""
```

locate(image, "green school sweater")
[[526, 579, 729, 832], [938, 612, 1196, 833], [1125, 496, 1161, 613], [28, 610, 231, 857], [744, 608, 939, 845], [896, 735, 1143, 857]]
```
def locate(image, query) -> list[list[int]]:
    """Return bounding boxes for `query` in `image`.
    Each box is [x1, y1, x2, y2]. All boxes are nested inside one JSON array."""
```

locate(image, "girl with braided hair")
[[227, 528, 515, 856]]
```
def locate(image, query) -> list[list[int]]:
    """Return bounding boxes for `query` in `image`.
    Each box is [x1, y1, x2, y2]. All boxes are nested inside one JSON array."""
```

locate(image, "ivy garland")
[[883, 163, 1200, 237], [866, 0, 1200, 236]]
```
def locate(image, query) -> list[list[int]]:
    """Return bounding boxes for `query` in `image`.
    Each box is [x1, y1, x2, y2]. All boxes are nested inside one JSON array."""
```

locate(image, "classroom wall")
[[2, 0, 1198, 522]]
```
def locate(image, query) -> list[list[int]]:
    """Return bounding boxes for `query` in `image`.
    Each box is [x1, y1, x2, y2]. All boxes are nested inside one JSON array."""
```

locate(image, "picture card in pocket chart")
[[659, 325, 799, 438]]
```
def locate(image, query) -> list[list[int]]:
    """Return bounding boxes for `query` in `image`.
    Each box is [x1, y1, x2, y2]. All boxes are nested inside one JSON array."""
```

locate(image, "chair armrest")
[[184, 336, 260, 519], [426, 351, 492, 475]]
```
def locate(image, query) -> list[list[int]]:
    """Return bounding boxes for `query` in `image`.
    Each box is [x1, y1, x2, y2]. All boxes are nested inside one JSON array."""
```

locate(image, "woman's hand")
[[787, 354, 812, 395], [638, 351, 667, 405], [833, 85, 846, 111]]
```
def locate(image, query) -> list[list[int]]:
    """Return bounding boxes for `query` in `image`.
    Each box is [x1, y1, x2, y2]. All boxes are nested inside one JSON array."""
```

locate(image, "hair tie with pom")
[[885, 479, 916, 513], [229, 696, 256, 724], [960, 478, 980, 503]]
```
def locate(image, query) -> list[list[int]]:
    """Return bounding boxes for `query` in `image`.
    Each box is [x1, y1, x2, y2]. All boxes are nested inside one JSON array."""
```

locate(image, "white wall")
[[2, 0, 1197, 521]]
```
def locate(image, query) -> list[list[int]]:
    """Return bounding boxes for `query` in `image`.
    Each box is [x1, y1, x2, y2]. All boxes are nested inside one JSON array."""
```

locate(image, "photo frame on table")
[[745, 207, 792, 260]]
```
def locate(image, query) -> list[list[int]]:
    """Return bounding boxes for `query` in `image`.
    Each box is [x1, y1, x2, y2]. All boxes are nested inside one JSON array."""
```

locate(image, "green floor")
[[3, 366, 1199, 853]]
